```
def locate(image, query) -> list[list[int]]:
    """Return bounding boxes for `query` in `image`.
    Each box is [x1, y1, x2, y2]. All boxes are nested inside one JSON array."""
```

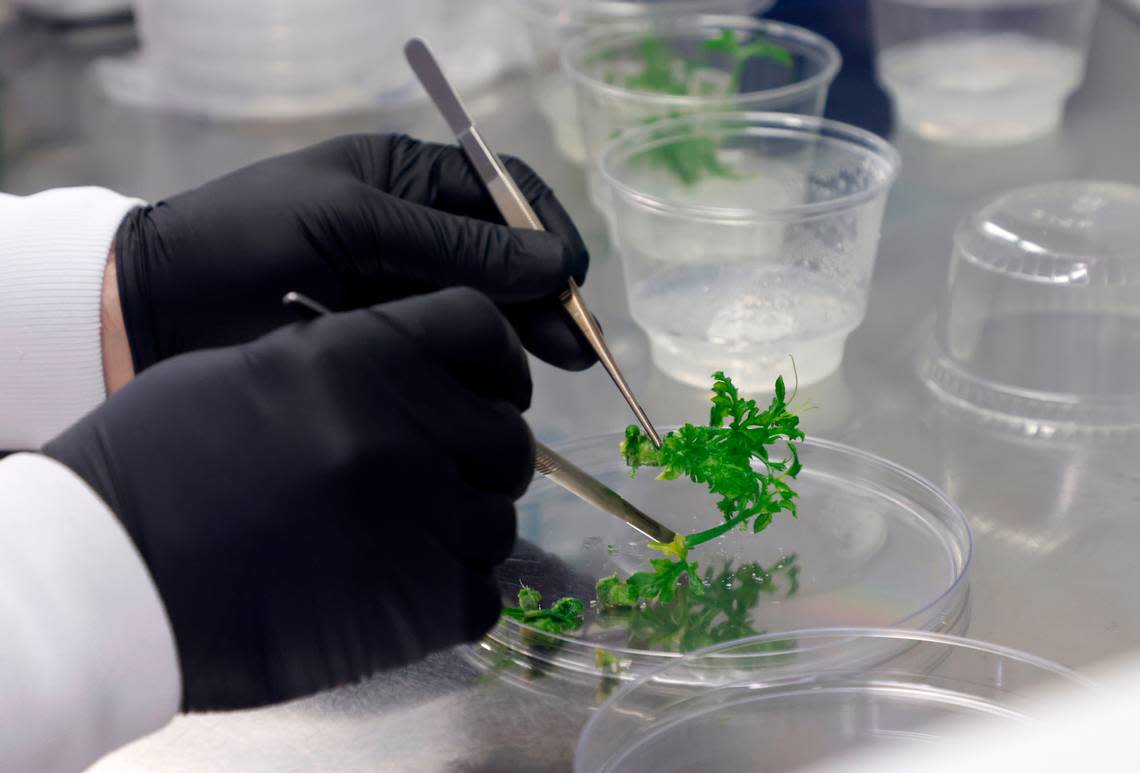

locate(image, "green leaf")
[[518, 586, 541, 612], [702, 29, 738, 56], [597, 574, 639, 609], [738, 40, 794, 68], [620, 372, 804, 547], [786, 441, 802, 478], [611, 31, 790, 185], [752, 511, 773, 533], [550, 597, 585, 619], [502, 586, 585, 634]]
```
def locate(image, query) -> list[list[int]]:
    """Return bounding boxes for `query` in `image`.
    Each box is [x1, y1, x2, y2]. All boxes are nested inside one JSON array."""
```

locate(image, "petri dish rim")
[[561, 15, 841, 109], [599, 111, 901, 223], [493, 435, 973, 663], [596, 684, 1025, 771], [576, 626, 1096, 772]]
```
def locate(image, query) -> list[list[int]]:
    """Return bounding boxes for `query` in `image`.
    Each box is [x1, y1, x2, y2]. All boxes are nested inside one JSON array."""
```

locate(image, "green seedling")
[[501, 372, 805, 647], [616, 30, 792, 185]]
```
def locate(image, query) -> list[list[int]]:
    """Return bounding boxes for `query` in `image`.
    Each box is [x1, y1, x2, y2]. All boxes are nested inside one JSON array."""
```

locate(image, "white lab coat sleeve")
[[0, 453, 180, 773], [0, 187, 145, 450]]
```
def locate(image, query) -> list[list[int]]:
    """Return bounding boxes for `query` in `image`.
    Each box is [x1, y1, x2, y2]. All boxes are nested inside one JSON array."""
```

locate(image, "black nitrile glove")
[[114, 133, 594, 373], [44, 288, 532, 711]]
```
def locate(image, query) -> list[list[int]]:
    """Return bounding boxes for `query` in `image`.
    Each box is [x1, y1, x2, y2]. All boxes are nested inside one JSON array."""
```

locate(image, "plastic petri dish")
[[575, 627, 1096, 772], [920, 181, 1140, 436], [478, 434, 971, 680]]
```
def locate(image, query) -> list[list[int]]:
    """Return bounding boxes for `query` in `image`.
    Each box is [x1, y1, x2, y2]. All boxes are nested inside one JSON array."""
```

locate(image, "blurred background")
[[0, 0, 893, 191]]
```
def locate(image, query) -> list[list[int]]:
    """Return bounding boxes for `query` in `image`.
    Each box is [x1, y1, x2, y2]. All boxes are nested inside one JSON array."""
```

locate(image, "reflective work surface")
[[3, 6, 1140, 772]]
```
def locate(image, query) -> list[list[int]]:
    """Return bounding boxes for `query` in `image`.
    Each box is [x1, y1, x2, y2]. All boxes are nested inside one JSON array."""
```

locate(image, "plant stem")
[[685, 508, 754, 549]]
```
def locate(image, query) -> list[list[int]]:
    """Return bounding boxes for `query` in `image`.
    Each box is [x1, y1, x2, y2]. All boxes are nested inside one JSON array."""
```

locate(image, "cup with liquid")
[[508, 0, 775, 164], [599, 111, 901, 392], [871, 0, 1100, 146]]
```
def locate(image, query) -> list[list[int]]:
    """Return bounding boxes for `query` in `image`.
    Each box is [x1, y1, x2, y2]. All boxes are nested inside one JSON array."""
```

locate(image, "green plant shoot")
[[623, 370, 804, 549], [701, 28, 794, 92], [501, 587, 585, 635], [502, 371, 804, 640], [616, 29, 793, 185], [595, 372, 804, 609]]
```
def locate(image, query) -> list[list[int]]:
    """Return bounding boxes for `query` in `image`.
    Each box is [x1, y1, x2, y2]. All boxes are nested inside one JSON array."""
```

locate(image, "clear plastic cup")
[[563, 15, 841, 204], [96, 0, 523, 120], [871, 0, 1100, 146], [599, 112, 900, 392], [920, 181, 1140, 436], [508, 0, 775, 163], [575, 627, 1095, 772]]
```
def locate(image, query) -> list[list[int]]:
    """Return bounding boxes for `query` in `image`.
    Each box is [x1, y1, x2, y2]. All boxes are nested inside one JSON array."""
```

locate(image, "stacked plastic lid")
[[96, 0, 525, 120], [575, 628, 1096, 772], [921, 181, 1140, 436]]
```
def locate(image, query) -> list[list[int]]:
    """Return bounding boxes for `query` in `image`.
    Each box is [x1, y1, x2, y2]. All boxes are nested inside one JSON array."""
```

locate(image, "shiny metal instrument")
[[533, 443, 677, 544], [282, 291, 331, 318], [282, 291, 678, 542], [404, 37, 663, 450]]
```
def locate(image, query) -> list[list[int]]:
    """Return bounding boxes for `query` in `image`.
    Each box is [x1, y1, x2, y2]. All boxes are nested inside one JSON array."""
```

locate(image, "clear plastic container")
[[14, 0, 128, 20], [920, 181, 1140, 436], [575, 627, 1095, 772], [479, 434, 971, 680], [872, 0, 1100, 146], [599, 112, 900, 392], [96, 0, 524, 119], [563, 15, 840, 205], [508, 0, 775, 163]]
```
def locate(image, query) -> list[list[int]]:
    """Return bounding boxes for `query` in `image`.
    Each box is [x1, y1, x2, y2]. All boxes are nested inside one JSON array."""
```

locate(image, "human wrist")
[[101, 242, 135, 394]]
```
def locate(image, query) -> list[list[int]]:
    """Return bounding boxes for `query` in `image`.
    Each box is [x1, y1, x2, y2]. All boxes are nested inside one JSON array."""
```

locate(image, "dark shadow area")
[[767, 0, 894, 138]]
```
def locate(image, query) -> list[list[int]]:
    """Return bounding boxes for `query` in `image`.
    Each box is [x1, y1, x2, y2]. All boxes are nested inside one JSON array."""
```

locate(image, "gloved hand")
[[113, 133, 594, 374], [44, 288, 532, 711]]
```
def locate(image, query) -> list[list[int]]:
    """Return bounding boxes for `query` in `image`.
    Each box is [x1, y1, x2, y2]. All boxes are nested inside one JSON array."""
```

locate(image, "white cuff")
[[0, 187, 144, 450], [0, 453, 180, 773]]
